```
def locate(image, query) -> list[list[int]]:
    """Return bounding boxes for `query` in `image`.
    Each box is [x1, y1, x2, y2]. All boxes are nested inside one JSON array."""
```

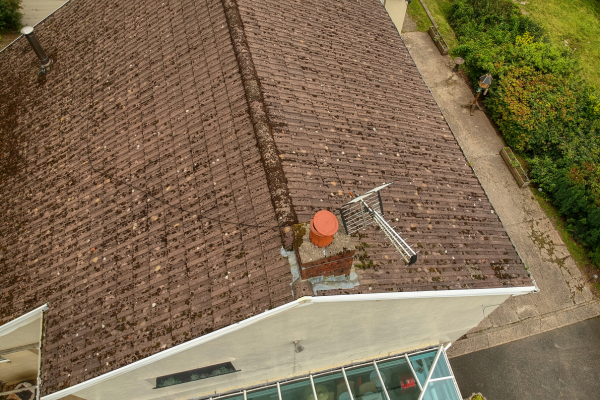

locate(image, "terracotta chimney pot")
[[309, 210, 339, 247]]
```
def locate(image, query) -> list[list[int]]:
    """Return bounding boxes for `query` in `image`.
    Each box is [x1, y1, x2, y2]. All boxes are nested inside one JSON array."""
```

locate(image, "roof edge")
[[0, 303, 48, 337], [0, 0, 71, 55], [220, 0, 298, 230], [40, 299, 308, 400], [39, 287, 537, 399], [398, 33, 535, 288], [308, 286, 538, 301]]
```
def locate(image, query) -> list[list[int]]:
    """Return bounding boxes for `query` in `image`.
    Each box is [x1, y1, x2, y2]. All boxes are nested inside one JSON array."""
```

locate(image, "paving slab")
[[21, 0, 66, 27], [400, 30, 600, 357]]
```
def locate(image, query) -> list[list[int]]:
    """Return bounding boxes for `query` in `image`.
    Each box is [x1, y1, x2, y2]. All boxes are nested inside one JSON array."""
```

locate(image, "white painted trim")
[[41, 286, 531, 400], [306, 287, 536, 302], [417, 347, 443, 400], [341, 368, 355, 400], [0, 304, 48, 338], [427, 377, 454, 383], [441, 347, 463, 399], [373, 361, 390, 400], [36, 305, 48, 400], [405, 354, 423, 391], [41, 300, 308, 400]]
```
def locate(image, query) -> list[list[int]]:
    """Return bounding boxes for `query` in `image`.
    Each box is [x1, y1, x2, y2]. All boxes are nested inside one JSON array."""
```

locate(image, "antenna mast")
[[340, 183, 417, 265]]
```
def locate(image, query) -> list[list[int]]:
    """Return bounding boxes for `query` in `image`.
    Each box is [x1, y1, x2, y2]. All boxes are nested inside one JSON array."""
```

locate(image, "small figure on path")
[[463, 73, 492, 116]]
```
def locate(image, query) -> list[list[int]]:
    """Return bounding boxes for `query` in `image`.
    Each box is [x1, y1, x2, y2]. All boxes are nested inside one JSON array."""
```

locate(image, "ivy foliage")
[[449, 0, 600, 268]]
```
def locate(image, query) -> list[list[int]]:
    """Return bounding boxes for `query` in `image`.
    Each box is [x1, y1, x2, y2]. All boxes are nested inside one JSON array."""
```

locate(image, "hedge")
[[449, 0, 600, 268]]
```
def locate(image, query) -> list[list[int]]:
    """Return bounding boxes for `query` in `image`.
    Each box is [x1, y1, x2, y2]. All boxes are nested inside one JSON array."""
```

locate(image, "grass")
[[407, 0, 600, 85], [519, 0, 600, 86], [406, 0, 458, 48]]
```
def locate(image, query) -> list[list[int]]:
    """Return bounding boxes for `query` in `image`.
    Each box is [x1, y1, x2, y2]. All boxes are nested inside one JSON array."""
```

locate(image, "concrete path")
[[400, 30, 600, 357], [21, 0, 66, 27], [451, 316, 600, 400]]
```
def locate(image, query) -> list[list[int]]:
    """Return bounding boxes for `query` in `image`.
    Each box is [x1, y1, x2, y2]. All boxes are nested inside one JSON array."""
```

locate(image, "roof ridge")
[[221, 0, 298, 234]]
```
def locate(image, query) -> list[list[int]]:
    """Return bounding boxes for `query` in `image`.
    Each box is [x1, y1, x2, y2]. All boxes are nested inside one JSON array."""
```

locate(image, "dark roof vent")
[[20, 26, 53, 76]]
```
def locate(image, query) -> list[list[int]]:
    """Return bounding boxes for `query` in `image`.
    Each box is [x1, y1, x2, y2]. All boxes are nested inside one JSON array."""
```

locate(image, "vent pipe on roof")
[[20, 26, 53, 76]]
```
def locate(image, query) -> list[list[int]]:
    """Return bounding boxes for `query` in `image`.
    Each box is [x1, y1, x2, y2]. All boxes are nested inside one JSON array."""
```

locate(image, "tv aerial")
[[339, 182, 417, 266]]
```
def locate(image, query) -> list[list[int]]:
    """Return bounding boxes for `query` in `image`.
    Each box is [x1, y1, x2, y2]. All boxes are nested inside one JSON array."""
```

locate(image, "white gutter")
[[0, 304, 48, 337], [306, 286, 536, 302], [41, 286, 533, 400]]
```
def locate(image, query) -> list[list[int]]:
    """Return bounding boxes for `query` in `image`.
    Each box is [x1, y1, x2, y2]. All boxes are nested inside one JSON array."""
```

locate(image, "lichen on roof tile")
[[0, 0, 531, 395]]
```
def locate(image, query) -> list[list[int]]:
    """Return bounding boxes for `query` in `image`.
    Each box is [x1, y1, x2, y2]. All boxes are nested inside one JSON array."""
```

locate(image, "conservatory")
[[191, 346, 461, 400]]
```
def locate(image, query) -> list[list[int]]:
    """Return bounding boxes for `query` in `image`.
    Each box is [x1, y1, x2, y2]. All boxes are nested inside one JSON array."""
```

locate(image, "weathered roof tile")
[[0, 0, 532, 395]]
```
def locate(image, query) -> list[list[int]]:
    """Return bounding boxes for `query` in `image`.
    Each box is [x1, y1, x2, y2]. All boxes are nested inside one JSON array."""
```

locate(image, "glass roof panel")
[[247, 386, 280, 400], [343, 364, 382, 400], [407, 351, 436, 386], [312, 371, 347, 400], [280, 377, 316, 400], [421, 379, 460, 400], [221, 395, 244, 400], [375, 358, 421, 400], [203, 347, 461, 400], [430, 355, 451, 380]]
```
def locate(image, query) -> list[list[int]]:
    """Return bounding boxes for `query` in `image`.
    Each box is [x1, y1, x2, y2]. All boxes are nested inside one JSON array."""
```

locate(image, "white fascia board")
[[41, 299, 309, 400], [306, 286, 537, 303], [41, 285, 534, 400], [0, 304, 49, 337]]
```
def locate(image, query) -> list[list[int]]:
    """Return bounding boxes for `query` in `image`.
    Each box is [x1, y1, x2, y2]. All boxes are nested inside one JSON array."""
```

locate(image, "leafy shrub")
[[449, 0, 600, 268], [551, 168, 600, 265], [0, 0, 22, 33], [450, 0, 574, 82], [487, 69, 600, 156]]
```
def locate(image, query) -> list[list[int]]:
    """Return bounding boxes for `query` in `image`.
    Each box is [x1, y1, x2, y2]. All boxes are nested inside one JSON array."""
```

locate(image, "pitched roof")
[[234, 0, 531, 293], [0, 0, 531, 394]]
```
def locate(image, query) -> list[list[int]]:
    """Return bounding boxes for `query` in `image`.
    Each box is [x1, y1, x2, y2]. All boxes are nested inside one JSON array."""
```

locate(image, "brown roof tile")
[[0, 0, 531, 395], [235, 0, 532, 292], [0, 0, 294, 394]]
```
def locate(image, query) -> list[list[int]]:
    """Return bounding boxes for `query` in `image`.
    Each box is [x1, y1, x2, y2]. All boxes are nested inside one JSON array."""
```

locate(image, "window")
[[155, 362, 237, 389], [247, 386, 280, 400], [376, 357, 421, 400]]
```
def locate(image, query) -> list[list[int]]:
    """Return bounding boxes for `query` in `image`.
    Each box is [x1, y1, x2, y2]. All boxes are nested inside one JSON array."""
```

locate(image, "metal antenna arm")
[[339, 183, 417, 266], [358, 198, 417, 265]]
